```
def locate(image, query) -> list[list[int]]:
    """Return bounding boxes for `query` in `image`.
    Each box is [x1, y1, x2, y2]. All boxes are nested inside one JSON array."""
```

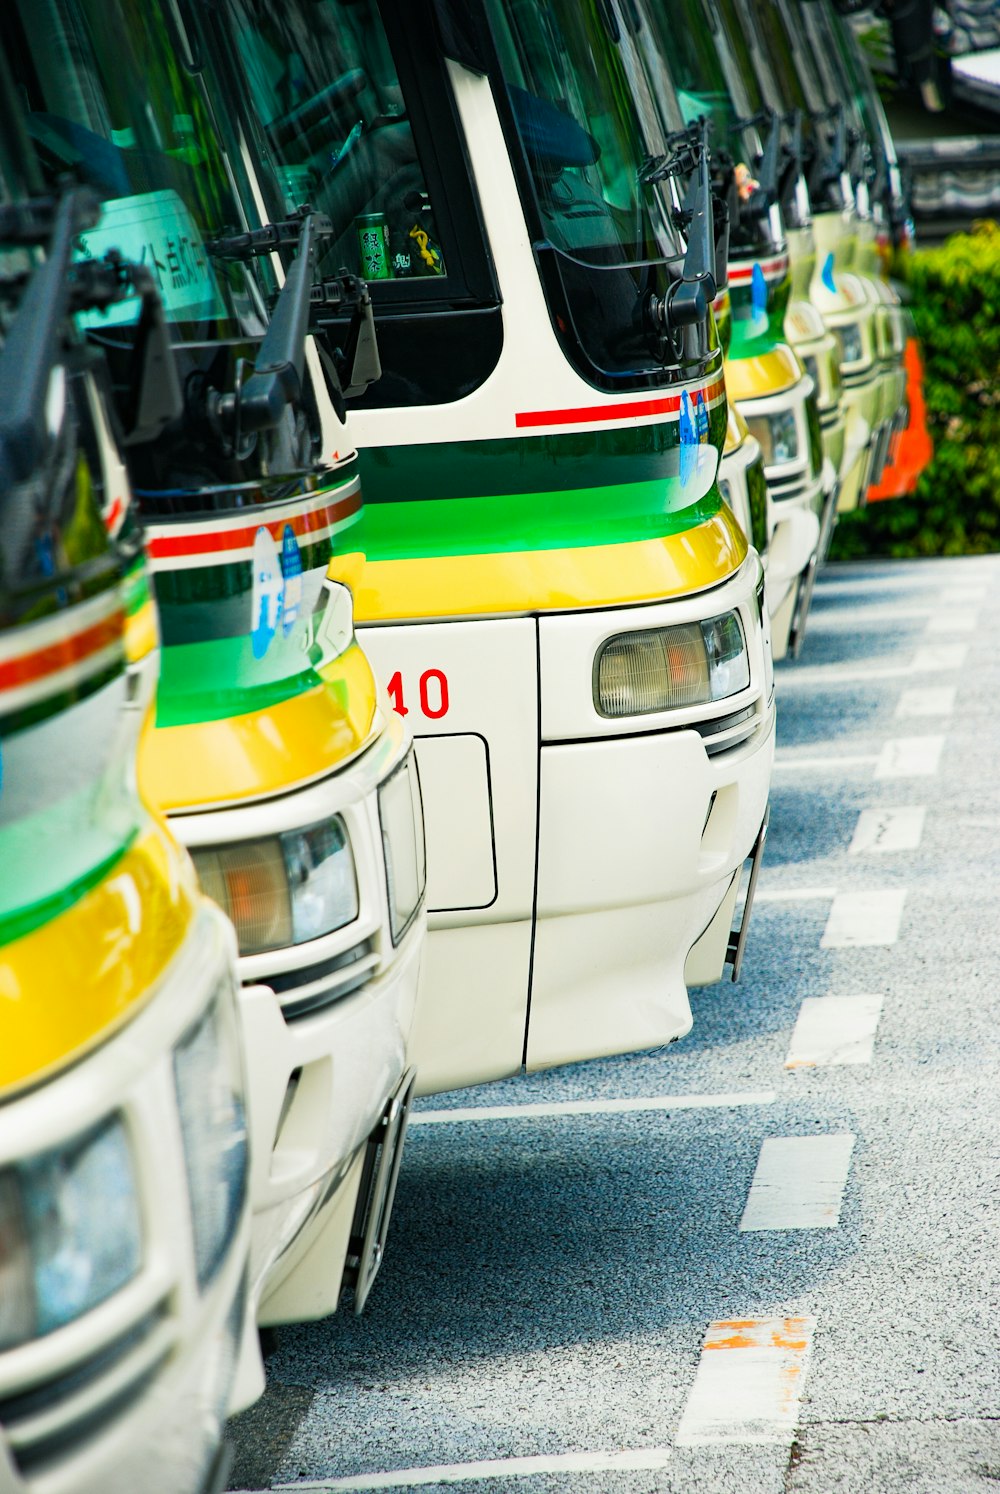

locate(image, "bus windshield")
[[203, 0, 447, 288], [0, 0, 267, 340], [485, 0, 718, 387]]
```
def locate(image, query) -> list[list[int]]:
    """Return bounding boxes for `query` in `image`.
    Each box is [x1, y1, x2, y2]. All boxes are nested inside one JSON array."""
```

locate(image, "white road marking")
[[924, 611, 976, 634], [821, 890, 906, 948], [267, 1448, 676, 1490], [778, 642, 969, 692], [875, 736, 944, 779], [739, 1135, 856, 1230], [849, 806, 926, 854], [410, 1092, 776, 1126], [939, 585, 986, 605], [675, 1317, 816, 1445], [805, 605, 931, 628], [785, 995, 884, 1068], [911, 643, 969, 673], [773, 754, 877, 771], [755, 887, 836, 903], [896, 686, 956, 718]]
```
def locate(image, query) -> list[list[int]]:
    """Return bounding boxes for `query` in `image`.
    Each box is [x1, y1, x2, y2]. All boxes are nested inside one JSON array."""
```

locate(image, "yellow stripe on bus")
[[725, 344, 804, 403], [141, 642, 380, 811], [0, 825, 197, 1097], [351, 510, 748, 622]]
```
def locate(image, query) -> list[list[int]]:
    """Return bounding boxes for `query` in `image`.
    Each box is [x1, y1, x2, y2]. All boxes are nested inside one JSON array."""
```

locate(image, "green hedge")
[[830, 220, 1000, 560]]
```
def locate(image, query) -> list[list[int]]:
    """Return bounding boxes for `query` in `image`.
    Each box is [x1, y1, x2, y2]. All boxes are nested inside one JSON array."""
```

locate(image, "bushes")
[[830, 220, 1000, 559]]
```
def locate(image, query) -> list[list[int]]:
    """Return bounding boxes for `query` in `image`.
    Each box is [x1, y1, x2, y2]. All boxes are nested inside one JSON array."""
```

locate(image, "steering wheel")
[[266, 69, 367, 153]]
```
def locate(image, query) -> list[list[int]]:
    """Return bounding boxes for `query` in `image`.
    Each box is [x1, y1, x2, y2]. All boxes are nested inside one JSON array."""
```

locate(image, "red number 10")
[[387, 668, 449, 720]]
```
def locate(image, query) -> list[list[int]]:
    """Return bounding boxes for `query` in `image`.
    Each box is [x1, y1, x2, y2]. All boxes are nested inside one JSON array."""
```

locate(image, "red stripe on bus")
[[516, 379, 726, 428], [0, 611, 123, 691], [146, 490, 361, 560]]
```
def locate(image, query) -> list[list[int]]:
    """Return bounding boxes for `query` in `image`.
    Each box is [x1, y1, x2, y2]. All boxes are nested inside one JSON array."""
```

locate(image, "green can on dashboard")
[[356, 211, 392, 280]]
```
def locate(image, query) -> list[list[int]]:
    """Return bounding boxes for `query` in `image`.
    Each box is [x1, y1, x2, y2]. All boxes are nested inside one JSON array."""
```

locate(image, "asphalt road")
[[228, 556, 1000, 1494]]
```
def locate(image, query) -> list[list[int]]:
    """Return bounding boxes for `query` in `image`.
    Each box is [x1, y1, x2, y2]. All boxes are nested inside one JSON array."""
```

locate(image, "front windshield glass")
[[486, 0, 715, 387], [486, 0, 680, 265], [0, 0, 266, 339], [205, 0, 446, 287]]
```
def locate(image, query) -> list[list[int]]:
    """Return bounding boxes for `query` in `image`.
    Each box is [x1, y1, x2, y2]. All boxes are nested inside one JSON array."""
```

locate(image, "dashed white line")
[[739, 1134, 856, 1231], [410, 1092, 776, 1125], [924, 611, 976, 635], [875, 736, 944, 779], [896, 686, 956, 718], [849, 806, 926, 854], [911, 643, 969, 673], [821, 890, 906, 948], [773, 754, 877, 771], [785, 995, 884, 1068], [267, 1448, 676, 1490], [675, 1317, 816, 1445], [939, 585, 987, 606], [755, 887, 836, 903]]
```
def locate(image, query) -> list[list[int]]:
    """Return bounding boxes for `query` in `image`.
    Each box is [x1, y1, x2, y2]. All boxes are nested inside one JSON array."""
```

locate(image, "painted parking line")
[[740, 1134, 855, 1230], [849, 806, 926, 854], [939, 585, 987, 606], [410, 1091, 776, 1126], [896, 686, 956, 718], [776, 648, 965, 689], [772, 754, 877, 772], [785, 995, 883, 1068], [755, 887, 836, 903], [911, 643, 969, 673], [821, 890, 906, 948], [264, 1447, 676, 1490], [675, 1317, 816, 1445], [924, 611, 976, 635], [875, 736, 944, 780]]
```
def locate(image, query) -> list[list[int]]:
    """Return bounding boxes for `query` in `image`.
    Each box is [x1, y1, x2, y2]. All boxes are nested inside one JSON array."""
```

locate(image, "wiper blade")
[[211, 211, 330, 439], [0, 189, 94, 492], [205, 209, 332, 261]]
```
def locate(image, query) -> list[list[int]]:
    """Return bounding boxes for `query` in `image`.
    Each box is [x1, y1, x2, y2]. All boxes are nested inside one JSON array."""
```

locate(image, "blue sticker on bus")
[[822, 252, 837, 294], [280, 525, 303, 637], [750, 262, 769, 333], [679, 389, 697, 488], [250, 527, 284, 659]]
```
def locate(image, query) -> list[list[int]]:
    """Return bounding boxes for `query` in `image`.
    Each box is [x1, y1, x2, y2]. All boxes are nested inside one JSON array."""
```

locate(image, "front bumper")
[[0, 910, 254, 1494], [170, 710, 425, 1322]]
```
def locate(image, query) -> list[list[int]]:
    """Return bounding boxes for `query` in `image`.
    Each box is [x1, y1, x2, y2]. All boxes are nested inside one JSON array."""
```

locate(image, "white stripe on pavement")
[[264, 1448, 675, 1490], [821, 890, 906, 948], [755, 887, 836, 903], [849, 806, 926, 854], [410, 1092, 776, 1125], [739, 1135, 856, 1230], [675, 1317, 816, 1445], [911, 644, 969, 673], [785, 996, 884, 1068], [924, 611, 976, 634], [875, 736, 944, 779], [939, 585, 986, 605], [773, 755, 877, 772], [895, 686, 956, 718]]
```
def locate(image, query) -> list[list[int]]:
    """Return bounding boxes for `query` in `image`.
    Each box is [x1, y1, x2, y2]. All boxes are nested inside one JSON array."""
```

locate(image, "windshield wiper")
[[808, 103, 849, 207], [732, 107, 782, 220], [209, 210, 329, 442], [645, 120, 722, 341]]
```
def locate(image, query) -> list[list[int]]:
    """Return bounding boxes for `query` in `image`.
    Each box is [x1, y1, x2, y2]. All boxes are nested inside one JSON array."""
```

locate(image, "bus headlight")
[[0, 1118, 142, 1350], [745, 407, 800, 467], [595, 612, 750, 718], [174, 985, 248, 1289], [833, 320, 864, 367], [378, 751, 426, 946], [192, 818, 359, 955]]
